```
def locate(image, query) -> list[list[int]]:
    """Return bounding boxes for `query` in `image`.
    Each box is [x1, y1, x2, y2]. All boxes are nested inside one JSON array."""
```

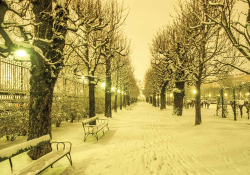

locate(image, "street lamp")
[[16, 50, 27, 57], [193, 89, 197, 94], [14, 49, 30, 62], [101, 83, 105, 88]]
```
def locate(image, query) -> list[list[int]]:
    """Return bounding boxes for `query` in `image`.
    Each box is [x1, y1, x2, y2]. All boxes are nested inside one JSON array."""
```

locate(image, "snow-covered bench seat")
[[0, 134, 72, 175], [82, 116, 109, 142]]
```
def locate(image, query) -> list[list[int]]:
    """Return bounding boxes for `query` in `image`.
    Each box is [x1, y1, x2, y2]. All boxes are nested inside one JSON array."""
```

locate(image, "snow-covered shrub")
[[0, 110, 28, 141], [51, 95, 88, 125]]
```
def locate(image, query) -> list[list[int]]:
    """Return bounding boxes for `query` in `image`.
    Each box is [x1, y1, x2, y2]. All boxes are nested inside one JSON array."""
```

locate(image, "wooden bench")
[[0, 134, 72, 175], [82, 116, 109, 142]]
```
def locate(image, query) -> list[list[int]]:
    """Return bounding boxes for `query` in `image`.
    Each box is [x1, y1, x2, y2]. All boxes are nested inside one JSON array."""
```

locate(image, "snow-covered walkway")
[[1, 102, 250, 175], [50, 102, 250, 175]]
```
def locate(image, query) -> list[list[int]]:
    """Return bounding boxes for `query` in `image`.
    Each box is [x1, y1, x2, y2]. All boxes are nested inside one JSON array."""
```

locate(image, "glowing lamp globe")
[[101, 83, 105, 88], [16, 50, 27, 57]]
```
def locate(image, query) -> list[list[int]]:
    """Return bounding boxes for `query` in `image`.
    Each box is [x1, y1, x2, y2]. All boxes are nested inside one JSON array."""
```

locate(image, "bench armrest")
[[50, 141, 72, 152]]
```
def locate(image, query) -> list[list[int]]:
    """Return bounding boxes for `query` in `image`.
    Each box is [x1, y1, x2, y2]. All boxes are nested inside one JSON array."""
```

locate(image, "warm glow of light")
[[170, 93, 173, 97], [193, 90, 197, 94], [117, 89, 120, 93], [16, 49, 27, 57], [101, 83, 105, 88], [81, 76, 85, 80], [246, 93, 250, 96], [58, 97, 61, 100], [208, 94, 211, 97], [111, 87, 115, 91], [122, 91, 124, 94], [224, 93, 227, 96]]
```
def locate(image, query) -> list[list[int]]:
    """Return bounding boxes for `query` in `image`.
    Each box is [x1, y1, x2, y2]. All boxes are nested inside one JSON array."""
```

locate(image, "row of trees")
[[0, 0, 139, 159], [144, 0, 249, 125]]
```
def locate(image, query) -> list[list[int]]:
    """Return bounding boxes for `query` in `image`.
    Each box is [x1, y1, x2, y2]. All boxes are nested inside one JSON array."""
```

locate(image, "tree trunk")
[[220, 89, 226, 118], [114, 94, 118, 112], [105, 76, 112, 117], [89, 76, 96, 125], [123, 92, 126, 107], [28, 0, 67, 160], [233, 87, 237, 121], [195, 81, 202, 125], [114, 70, 119, 112], [157, 95, 160, 107], [153, 93, 156, 107], [28, 67, 55, 159], [160, 91, 166, 110], [127, 94, 130, 106], [173, 82, 185, 116], [150, 96, 152, 104], [105, 57, 112, 117], [160, 81, 168, 110], [120, 91, 123, 110]]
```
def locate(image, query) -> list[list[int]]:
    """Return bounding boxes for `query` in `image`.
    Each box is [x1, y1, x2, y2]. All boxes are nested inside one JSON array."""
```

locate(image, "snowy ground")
[[1, 102, 250, 175]]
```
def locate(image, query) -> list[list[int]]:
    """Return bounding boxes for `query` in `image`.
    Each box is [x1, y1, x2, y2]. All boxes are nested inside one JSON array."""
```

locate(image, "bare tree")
[[112, 53, 130, 112], [186, 0, 235, 124], [0, 0, 90, 159], [208, 0, 250, 74], [66, 0, 112, 123]]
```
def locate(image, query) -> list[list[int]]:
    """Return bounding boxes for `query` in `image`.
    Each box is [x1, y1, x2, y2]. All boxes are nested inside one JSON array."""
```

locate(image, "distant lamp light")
[[111, 87, 115, 91], [117, 89, 120, 93], [246, 93, 250, 96], [193, 90, 197, 94], [122, 91, 124, 94], [224, 93, 227, 97], [208, 94, 211, 97], [170, 93, 173, 97], [81, 76, 85, 80], [101, 83, 105, 88]]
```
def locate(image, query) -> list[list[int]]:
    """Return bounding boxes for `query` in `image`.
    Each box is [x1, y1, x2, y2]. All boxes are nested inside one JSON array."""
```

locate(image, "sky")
[[119, 0, 178, 81]]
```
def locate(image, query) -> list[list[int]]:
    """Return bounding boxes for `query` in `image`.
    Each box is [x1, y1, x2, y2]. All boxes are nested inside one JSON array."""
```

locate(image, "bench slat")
[[14, 149, 70, 175], [82, 116, 99, 125], [0, 135, 50, 161]]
